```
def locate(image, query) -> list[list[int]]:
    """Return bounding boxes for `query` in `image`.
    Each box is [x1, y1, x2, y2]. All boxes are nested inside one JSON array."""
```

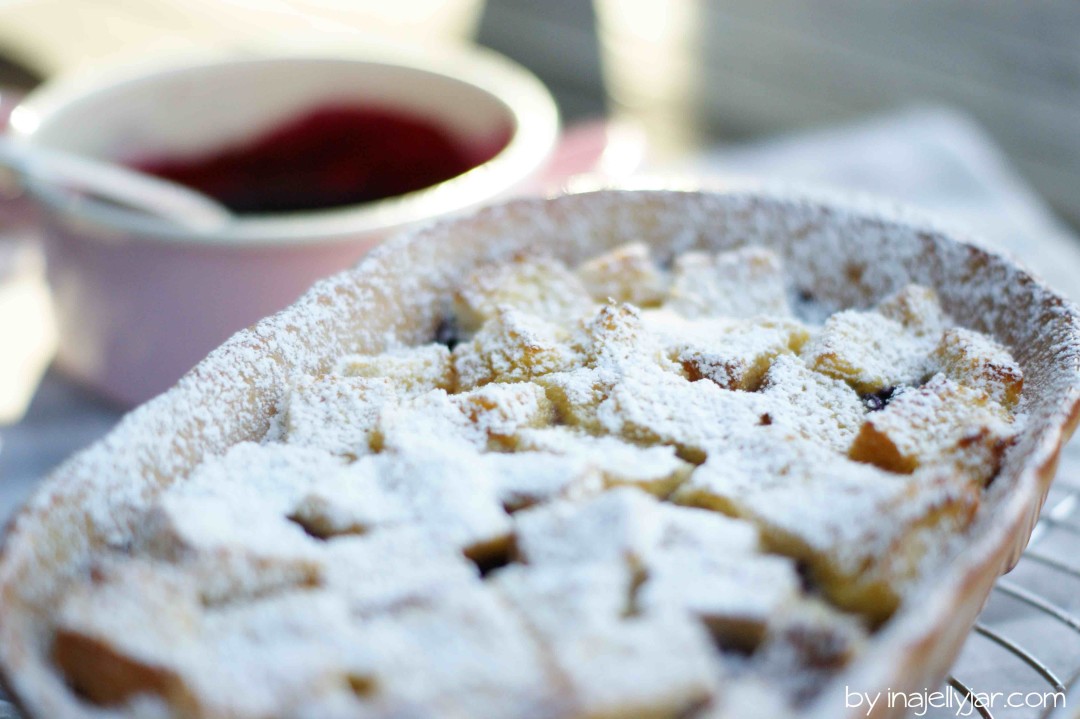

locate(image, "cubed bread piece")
[[351, 584, 564, 719], [551, 614, 719, 719], [801, 309, 935, 394], [291, 449, 512, 562], [454, 253, 595, 334], [653, 502, 761, 555], [134, 444, 333, 604], [492, 563, 720, 719], [173, 442, 346, 515], [452, 382, 557, 449], [453, 307, 574, 390], [848, 373, 1014, 483], [484, 451, 605, 511], [758, 355, 867, 452], [514, 488, 663, 569], [573, 302, 679, 373], [755, 598, 866, 677], [515, 487, 758, 569], [288, 460, 411, 539], [375, 383, 555, 453], [535, 367, 613, 433], [672, 432, 979, 623], [932, 327, 1023, 410], [515, 427, 694, 497], [490, 563, 635, 634], [138, 492, 323, 605], [283, 374, 397, 458], [321, 529, 481, 617], [576, 242, 667, 306], [875, 284, 947, 337], [367, 450, 512, 566], [52, 560, 201, 707], [194, 592, 377, 718], [596, 363, 772, 463], [637, 550, 801, 651], [664, 246, 791, 319], [338, 343, 455, 394], [671, 317, 809, 391], [750, 599, 867, 706], [61, 576, 362, 717], [534, 305, 685, 432]]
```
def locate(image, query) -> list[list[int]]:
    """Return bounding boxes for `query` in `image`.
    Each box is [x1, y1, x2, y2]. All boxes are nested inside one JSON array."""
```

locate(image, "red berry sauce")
[[132, 105, 510, 214]]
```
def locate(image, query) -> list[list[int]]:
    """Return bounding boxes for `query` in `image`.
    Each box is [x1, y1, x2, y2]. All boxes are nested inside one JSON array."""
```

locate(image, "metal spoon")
[[0, 136, 232, 231]]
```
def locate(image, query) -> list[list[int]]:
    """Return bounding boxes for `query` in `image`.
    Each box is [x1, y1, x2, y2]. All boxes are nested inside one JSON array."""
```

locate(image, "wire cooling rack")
[[929, 447, 1080, 719], [2, 456, 1079, 719]]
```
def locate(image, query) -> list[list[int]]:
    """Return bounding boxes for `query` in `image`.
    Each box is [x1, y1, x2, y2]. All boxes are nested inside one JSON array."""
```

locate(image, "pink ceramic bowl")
[[9, 47, 561, 406]]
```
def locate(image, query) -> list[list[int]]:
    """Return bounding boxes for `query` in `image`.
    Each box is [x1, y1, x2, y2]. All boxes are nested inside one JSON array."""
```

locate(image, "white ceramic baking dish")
[[1, 188, 1078, 718]]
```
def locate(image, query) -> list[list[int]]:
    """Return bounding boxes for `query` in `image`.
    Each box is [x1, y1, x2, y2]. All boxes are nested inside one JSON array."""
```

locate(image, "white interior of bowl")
[[26, 59, 510, 160], [11, 49, 559, 244]]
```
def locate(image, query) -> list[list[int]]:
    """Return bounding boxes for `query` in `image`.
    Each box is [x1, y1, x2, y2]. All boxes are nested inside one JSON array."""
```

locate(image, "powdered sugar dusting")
[[1, 189, 1077, 719]]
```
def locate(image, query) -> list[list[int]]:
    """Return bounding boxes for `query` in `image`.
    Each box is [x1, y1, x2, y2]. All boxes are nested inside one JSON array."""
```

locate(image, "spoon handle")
[[0, 136, 231, 231]]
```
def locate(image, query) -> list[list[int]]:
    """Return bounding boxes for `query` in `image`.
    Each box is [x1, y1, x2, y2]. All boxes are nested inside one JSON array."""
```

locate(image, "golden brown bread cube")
[[572, 302, 678, 372], [535, 304, 683, 433], [534, 367, 612, 433], [932, 326, 1023, 410], [52, 629, 193, 709], [338, 343, 455, 394], [672, 432, 979, 623], [534, 613, 720, 719], [757, 355, 867, 452], [848, 373, 1014, 483], [664, 246, 791, 319], [376, 382, 556, 452], [670, 317, 809, 391], [637, 550, 802, 651], [348, 583, 566, 719], [53, 569, 366, 716], [515, 427, 694, 498], [485, 451, 605, 511], [454, 254, 595, 334], [752, 599, 868, 705], [875, 284, 947, 337], [514, 487, 759, 570], [596, 364, 771, 464], [491, 563, 722, 718], [576, 242, 667, 306], [140, 493, 325, 605], [760, 598, 866, 671], [454, 382, 558, 449], [801, 309, 934, 394], [453, 307, 574, 390], [283, 374, 398, 458], [291, 451, 513, 560], [52, 560, 201, 708], [319, 529, 481, 617], [134, 443, 334, 604], [288, 463, 411, 539]]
